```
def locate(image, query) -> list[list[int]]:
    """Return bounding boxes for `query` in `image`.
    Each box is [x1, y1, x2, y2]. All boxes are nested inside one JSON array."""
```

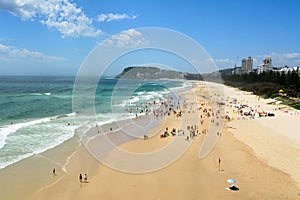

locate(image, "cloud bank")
[[0, 43, 66, 62], [0, 0, 101, 38]]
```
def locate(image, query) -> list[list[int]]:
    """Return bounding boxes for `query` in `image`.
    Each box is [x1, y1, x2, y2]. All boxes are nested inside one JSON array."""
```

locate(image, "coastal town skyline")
[[1, 0, 300, 76]]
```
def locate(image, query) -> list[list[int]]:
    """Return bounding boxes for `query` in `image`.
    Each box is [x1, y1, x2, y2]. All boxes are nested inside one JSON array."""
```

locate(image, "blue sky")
[[0, 0, 300, 76]]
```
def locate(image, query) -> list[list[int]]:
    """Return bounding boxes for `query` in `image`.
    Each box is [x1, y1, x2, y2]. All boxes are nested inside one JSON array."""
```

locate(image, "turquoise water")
[[0, 76, 191, 169]]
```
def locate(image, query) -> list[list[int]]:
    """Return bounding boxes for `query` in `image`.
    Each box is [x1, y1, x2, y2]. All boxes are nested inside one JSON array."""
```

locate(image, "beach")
[[0, 81, 299, 200]]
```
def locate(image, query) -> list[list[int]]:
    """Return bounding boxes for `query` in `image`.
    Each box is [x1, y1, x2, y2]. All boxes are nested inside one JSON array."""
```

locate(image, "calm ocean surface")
[[0, 76, 192, 169]]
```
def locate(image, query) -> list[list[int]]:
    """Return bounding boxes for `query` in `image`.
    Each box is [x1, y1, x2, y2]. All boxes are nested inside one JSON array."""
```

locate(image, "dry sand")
[[222, 84, 300, 188], [1, 81, 300, 200]]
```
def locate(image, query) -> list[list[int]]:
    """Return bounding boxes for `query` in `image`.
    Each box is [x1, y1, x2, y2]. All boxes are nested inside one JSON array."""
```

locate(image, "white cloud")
[[98, 13, 137, 22], [105, 29, 149, 48], [0, 43, 66, 62], [268, 52, 300, 60], [0, 0, 102, 38], [214, 58, 235, 67]]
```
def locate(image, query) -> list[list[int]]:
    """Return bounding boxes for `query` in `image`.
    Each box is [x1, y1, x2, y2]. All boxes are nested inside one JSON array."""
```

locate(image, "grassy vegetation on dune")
[[222, 71, 300, 110]]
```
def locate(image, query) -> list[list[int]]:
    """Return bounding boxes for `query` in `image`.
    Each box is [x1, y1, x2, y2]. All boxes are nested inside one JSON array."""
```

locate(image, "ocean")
[[0, 76, 192, 169]]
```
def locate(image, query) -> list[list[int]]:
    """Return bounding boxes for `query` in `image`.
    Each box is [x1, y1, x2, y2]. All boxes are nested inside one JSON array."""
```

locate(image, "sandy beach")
[[223, 84, 300, 188], [1, 81, 299, 200]]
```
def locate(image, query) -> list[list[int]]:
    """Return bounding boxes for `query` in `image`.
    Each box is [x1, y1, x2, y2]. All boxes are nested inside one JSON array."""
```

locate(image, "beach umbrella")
[[227, 178, 236, 185]]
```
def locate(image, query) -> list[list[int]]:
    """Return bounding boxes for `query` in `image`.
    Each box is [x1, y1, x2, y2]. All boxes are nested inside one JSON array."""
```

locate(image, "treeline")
[[184, 73, 204, 80], [223, 71, 300, 98]]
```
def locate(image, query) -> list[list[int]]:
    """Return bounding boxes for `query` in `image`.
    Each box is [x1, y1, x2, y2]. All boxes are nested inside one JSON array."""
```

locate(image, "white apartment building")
[[257, 57, 272, 74]]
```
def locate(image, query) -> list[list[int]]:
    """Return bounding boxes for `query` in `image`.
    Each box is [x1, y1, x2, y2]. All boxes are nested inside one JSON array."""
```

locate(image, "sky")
[[0, 0, 300, 76]]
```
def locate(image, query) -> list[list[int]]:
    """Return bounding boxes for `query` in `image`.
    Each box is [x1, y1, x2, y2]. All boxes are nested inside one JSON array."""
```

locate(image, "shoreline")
[[1, 80, 299, 199], [0, 89, 175, 200], [0, 113, 161, 200], [34, 81, 299, 199]]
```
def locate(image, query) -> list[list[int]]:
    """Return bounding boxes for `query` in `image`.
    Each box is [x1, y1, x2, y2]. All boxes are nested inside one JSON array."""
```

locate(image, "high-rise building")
[[241, 56, 253, 74], [241, 58, 247, 73], [257, 57, 272, 74], [245, 57, 253, 73]]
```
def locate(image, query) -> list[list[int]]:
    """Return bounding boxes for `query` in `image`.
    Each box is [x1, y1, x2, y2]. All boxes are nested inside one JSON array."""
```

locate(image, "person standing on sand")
[[218, 158, 221, 171], [79, 174, 82, 183], [84, 174, 87, 183], [52, 168, 56, 175]]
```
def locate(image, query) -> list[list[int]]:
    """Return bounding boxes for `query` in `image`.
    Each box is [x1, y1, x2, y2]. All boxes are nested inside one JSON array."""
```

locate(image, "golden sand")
[[1, 81, 299, 200]]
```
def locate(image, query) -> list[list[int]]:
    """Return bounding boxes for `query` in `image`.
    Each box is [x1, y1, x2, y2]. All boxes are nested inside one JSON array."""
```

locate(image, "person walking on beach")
[[84, 174, 88, 183], [79, 174, 82, 183], [218, 158, 221, 171], [52, 168, 56, 176]]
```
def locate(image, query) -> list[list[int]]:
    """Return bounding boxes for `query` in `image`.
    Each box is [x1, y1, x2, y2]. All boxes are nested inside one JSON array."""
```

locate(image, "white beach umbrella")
[[227, 178, 236, 185]]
